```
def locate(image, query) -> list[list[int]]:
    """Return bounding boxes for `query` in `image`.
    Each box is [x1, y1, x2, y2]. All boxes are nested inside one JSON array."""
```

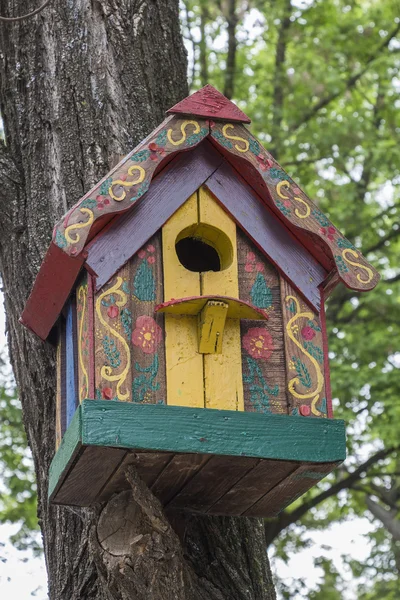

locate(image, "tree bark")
[[0, 2, 276, 599]]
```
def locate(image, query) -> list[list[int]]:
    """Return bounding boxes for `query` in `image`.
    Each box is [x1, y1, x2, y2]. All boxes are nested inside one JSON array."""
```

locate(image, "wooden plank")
[[66, 300, 77, 427], [97, 451, 173, 502], [53, 446, 127, 506], [20, 241, 85, 341], [207, 459, 297, 516], [280, 278, 327, 418], [60, 317, 67, 437], [130, 232, 166, 405], [320, 288, 334, 418], [86, 142, 224, 290], [210, 121, 379, 293], [80, 400, 346, 463], [49, 405, 82, 500], [87, 274, 95, 398], [198, 187, 244, 411], [152, 453, 211, 505], [169, 455, 258, 512], [237, 228, 288, 415], [163, 192, 204, 408], [167, 84, 251, 123], [94, 264, 132, 402], [204, 160, 326, 312], [55, 324, 63, 449], [76, 274, 90, 402], [244, 462, 340, 517]]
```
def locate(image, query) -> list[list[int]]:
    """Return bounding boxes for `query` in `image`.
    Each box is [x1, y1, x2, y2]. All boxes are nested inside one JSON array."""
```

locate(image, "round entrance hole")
[[175, 223, 233, 273]]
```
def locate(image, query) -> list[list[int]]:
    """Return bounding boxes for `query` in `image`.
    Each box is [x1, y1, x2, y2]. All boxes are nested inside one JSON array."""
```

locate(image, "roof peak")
[[167, 84, 251, 124]]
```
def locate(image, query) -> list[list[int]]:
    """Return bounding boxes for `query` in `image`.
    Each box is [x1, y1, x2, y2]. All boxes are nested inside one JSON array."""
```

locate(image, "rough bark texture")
[[0, 1, 276, 598]]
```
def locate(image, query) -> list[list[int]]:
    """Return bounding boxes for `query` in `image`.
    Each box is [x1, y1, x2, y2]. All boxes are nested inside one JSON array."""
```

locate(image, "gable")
[[87, 141, 325, 312]]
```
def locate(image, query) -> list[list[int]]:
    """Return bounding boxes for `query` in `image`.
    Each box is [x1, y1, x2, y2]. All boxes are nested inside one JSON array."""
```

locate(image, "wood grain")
[[87, 142, 224, 290], [167, 84, 251, 123], [280, 278, 327, 418], [204, 160, 325, 312], [237, 229, 288, 415]]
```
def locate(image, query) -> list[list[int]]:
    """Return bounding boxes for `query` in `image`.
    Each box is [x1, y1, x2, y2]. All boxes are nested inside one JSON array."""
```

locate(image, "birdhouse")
[[22, 85, 379, 517]]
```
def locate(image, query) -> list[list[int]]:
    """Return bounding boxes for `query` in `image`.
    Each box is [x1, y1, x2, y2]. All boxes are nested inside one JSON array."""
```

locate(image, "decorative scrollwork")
[[167, 120, 200, 146], [64, 208, 94, 244], [342, 249, 373, 284], [222, 123, 249, 152], [109, 165, 146, 202], [96, 277, 131, 401], [285, 295, 324, 417]]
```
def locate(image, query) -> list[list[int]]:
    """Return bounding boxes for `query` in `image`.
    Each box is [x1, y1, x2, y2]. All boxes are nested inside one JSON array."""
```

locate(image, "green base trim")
[[49, 407, 82, 499], [49, 400, 346, 500]]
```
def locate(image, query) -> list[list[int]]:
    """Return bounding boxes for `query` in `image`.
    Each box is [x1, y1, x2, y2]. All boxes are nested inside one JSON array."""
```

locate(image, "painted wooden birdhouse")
[[22, 85, 379, 517]]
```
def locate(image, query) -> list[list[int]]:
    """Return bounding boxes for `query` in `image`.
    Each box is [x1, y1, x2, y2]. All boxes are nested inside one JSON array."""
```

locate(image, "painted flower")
[[255, 262, 264, 272], [107, 305, 119, 319], [301, 326, 316, 341], [147, 244, 155, 253], [299, 404, 311, 417], [147, 255, 156, 264], [256, 154, 274, 171], [245, 263, 254, 273], [132, 316, 162, 354], [138, 249, 146, 259], [283, 200, 291, 207], [242, 327, 274, 360], [320, 225, 336, 241], [102, 387, 113, 400], [148, 142, 166, 160]]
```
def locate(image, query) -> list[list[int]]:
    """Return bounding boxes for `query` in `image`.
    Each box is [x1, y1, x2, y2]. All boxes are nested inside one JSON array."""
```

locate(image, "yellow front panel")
[[199, 188, 244, 411], [162, 187, 244, 411], [162, 193, 204, 407]]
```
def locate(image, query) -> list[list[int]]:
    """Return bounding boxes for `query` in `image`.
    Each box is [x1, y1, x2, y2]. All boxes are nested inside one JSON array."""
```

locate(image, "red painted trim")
[[155, 295, 269, 320], [20, 243, 85, 341], [87, 274, 95, 399], [319, 288, 333, 418], [167, 84, 251, 123]]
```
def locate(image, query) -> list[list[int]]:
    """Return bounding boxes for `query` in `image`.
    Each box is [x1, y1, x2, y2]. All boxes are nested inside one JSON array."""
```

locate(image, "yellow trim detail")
[[96, 277, 130, 401], [109, 165, 146, 202], [342, 249, 373, 284], [277, 180, 290, 199], [167, 120, 200, 146], [77, 284, 88, 402], [222, 123, 249, 153], [285, 295, 324, 416], [65, 208, 94, 244], [294, 196, 310, 219]]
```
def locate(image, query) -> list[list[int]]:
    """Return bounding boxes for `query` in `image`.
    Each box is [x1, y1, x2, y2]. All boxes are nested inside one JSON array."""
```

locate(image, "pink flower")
[[293, 187, 301, 195], [107, 305, 119, 319], [138, 249, 146, 259], [255, 263, 264, 272], [256, 154, 274, 171], [147, 244, 155, 253], [132, 316, 162, 354], [247, 252, 256, 263], [245, 263, 253, 273], [97, 202, 104, 210], [242, 327, 274, 360], [299, 405, 311, 417], [320, 226, 336, 242], [147, 256, 156, 264], [102, 387, 113, 400], [301, 326, 316, 340], [283, 200, 291, 207], [103, 198, 110, 205], [149, 142, 166, 161]]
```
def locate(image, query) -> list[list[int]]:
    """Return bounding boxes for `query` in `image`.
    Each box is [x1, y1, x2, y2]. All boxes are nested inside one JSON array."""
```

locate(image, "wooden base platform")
[[49, 400, 346, 517]]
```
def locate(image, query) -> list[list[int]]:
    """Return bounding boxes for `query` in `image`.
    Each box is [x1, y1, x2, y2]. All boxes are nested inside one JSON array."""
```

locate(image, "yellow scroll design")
[[65, 208, 94, 244], [285, 295, 324, 417], [342, 249, 373, 284], [277, 180, 310, 219], [96, 277, 130, 401], [222, 123, 249, 153], [77, 284, 88, 402], [167, 120, 200, 146], [109, 165, 146, 202]]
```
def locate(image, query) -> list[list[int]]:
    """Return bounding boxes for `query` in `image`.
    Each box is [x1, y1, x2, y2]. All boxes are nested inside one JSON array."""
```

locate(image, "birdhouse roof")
[[21, 85, 379, 340]]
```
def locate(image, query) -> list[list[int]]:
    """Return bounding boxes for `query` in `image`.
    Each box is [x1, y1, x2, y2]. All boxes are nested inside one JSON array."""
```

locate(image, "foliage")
[[182, 0, 400, 596], [0, 358, 40, 554]]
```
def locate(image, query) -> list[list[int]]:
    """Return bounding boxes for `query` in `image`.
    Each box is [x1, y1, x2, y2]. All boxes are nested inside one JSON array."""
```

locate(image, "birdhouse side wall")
[[280, 279, 329, 418], [236, 229, 288, 415], [93, 232, 166, 404]]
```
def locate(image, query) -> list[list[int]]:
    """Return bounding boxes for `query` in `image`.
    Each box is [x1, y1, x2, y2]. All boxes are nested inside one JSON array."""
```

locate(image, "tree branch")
[[270, 0, 292, 159], [290, 23, 400, 133], [223, 0, 238, 99], [265, 446, 397, 546]]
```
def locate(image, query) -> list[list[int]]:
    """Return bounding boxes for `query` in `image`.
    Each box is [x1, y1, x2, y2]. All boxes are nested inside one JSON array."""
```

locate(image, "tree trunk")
[[0, 1, 276, 599]]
